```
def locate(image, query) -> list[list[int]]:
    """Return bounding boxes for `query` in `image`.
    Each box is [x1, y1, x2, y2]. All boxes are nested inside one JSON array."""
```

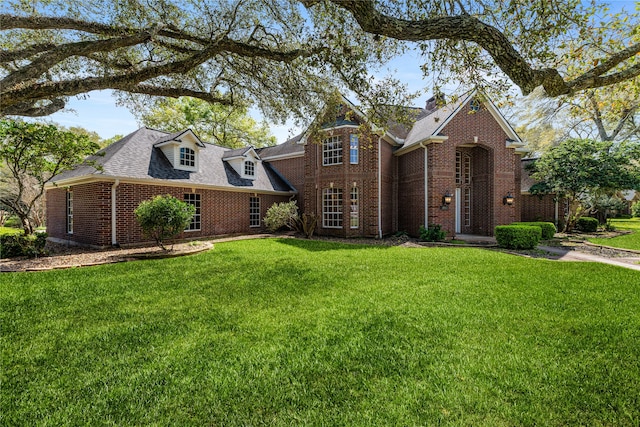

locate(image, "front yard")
[[2, 239, 639, 425], [588, 218, 640, 251]]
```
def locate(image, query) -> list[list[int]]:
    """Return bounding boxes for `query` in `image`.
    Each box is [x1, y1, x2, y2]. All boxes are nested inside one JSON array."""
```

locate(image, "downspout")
[[420, 142, 428, 229], [554, 197, 559, 229], [111, 179, 119, 246], [378, 137, 383, 239]]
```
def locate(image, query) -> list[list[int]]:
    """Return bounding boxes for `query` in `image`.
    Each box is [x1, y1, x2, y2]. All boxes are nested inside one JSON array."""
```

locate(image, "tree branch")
[[120, 84, 235, 106], [324, 0, 639, 96]]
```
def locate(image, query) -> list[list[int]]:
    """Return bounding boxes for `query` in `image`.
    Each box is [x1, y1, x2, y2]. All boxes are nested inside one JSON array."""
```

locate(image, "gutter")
[[420, 142, 428, 229], [111, 179, 119, 246]]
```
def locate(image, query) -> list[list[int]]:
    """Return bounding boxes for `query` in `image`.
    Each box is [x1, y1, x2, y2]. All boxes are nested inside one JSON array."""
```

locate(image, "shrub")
[[575, 216, 598, 233], [134, 195, 195, 250], [0, 232, 48, 258], [495, 225, 541, 250], [632, 202, 640, 218], [419, 224, 446, 242], [512, 222, 556, 240], [264, 201, 299, 232]]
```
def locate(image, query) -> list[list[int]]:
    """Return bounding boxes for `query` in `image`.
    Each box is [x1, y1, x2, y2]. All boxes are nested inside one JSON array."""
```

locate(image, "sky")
[[41, 0, 636, 144]]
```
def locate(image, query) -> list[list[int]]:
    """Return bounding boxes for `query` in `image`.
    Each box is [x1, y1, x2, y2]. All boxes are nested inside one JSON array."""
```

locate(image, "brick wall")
[[303, 124, 382, 237], [424, 99, 522, 236], [48, 181, 290, 247], [397, 148, 425, 236], [266, 156, 305, 211], [521, 194, 557, 223]]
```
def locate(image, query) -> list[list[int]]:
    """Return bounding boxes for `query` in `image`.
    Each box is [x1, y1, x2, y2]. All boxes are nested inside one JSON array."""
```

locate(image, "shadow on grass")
[[275, 238, 393, 252]]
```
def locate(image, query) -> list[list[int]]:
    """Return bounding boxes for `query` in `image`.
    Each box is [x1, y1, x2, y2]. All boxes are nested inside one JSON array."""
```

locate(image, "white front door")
[[455, 188, 461, 234]]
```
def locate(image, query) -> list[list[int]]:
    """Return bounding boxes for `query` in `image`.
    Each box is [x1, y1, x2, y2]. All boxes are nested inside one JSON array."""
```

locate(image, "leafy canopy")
[[138, 97, 276, 148], [529, 138, 640, 231], [0, 120, 100, 234], [1, 0, 638, 121]]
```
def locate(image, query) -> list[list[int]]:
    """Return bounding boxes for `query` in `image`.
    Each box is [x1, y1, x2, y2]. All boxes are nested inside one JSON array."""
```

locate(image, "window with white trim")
[[184, 193, 201, 231], [180, 147, 196, 167], [250, 197, 260, 227], [322, 188, 343, 228], [350, 187, 359, 229], [349, 134, 359, 164], [244, 160, 255, 177], [323, 135, 342, 166], [66, 190, 73, 234]]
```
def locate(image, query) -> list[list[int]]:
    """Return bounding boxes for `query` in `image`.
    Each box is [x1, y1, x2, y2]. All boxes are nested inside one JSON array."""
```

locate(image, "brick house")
[[260, 90, 529, 238], [46, 90, 532, 247], [46, 128, 296, 247]]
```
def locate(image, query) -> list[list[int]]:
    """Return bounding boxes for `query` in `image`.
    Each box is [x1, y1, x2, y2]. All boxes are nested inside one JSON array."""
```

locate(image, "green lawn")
[[589, 218, 640, 250], [2, 239, 640, 425]]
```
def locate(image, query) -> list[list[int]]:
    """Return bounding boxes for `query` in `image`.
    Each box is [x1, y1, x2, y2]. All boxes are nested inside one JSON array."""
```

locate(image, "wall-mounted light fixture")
[[503, 192, 514, 206], [442, 191, 453, 206]]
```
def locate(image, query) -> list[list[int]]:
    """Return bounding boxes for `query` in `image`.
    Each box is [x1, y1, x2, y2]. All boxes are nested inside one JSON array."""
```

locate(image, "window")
[[456, 152, 471, 185], [179, 147, 196, 167], [184, 193, 201, 231], [250, 197, 260, 227], [463, 154, 471, 184], [323, 136, 342, 166], [244, 160, 255, 177], [322, 188, 343, 228], [464, 188, 471, 227], [469, 98, 481, 112], [66, 190, 73, 234], [350, 187, 359, 229], [349, 134, 359, 164]]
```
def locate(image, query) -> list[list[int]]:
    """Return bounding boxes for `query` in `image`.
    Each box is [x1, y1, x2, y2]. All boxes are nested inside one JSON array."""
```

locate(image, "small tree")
[[529, 139, 640, 232], [0, 120, 100, 234], [134, 195, 195, 250]]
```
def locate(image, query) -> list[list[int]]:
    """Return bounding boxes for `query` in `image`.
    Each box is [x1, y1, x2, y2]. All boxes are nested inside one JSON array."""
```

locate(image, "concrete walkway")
[[538, 245, 640, 272], [456, 234, 640, 272]]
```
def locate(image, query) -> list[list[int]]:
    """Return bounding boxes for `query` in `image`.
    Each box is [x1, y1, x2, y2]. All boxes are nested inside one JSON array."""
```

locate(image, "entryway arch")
[[455, 146, 493, 235]]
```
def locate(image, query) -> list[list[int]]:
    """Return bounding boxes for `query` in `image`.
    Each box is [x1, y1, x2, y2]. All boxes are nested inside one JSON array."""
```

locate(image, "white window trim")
[[66, 190, 73, 234], [322, 135, 343, 166], [184, 193, 201, 232], [350, 187, 359, 229], [249, 196, 260, 227], [322, 188, 343, 228], [349, 134, 359, 165], [244, 160, 256, 177]]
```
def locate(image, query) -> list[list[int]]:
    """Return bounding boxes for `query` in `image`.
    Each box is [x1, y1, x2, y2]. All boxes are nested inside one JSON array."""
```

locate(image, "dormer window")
[[180, 147, 195, 167], [244, 160, 255, 177]]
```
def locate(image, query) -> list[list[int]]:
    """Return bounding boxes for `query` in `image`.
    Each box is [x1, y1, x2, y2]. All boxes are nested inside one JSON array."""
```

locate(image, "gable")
[[396, 91, 528, 155], [222, 147, 261, 180], [153, 129, 205, 172]]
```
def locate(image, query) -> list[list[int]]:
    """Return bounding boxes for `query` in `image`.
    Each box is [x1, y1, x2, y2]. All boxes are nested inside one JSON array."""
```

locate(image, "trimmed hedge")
[[512, 221, 556, 240], [0, 232, 48, 258], [576, 217, 598, 233], [495, 225, 541, 250]]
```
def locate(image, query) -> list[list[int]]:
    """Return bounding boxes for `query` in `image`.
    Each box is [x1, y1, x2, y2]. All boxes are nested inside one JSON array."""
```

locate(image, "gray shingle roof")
[[50, 127, 295, 194], [401, 92, 472, 150], [258, 134, 305, 159]]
